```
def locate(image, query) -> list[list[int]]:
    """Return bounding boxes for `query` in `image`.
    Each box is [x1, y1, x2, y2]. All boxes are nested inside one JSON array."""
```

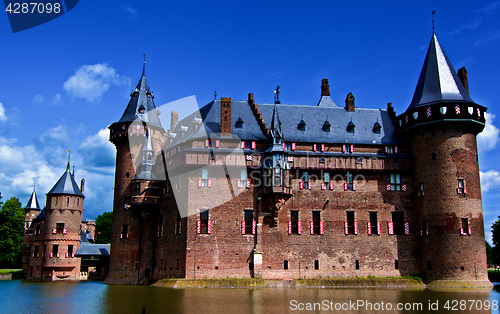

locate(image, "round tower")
[[398, 33, 491, 288]]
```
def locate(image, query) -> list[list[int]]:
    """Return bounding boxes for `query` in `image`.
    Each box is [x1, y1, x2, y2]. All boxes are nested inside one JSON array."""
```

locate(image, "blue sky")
[[1, 0, 499, 241]]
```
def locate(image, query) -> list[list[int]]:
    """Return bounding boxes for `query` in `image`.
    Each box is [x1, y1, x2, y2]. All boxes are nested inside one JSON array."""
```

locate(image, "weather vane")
[[142, 54, 146, 75], [432, 11, 436, 33]]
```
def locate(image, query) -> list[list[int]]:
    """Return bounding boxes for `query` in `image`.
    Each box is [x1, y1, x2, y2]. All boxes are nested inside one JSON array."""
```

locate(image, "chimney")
[[248, 93, 254, 105], [220, 97, 232, 136], [345, 92, 355, 112], [458, 67, 469, 94], [170, 111, 179, 131], [80, 178, 85, 195], [321, 79, 330, 96]]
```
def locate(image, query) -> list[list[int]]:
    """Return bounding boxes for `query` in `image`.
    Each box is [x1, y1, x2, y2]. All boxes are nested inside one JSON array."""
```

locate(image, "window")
[[158, 214, 164, 237], [284, 142, 292, 150], [199, 210, 210, 234], [421, 220, 428, 236], [373, 122, 381, 134], [385, 146, 399, 154], [369, 212, 378, 235], [392, 212, 405, 235], [343, 145, 353, 153], [284, 260, 289, 270], [264, 169, 272, 187], [346, 211, 357, 235], [239, 170, 247, 188], [345, 172, 355, 191], [68, 245, 73, 258], [319, 157, 326, 164], [461, 218, 470, 235], [347, 121, 355, 133], [244, 210, 254, 235], [355, 260, 359, 270], [298, 119, 306, 131], [133, 182, 141, 196], [312, 211, 322, 235], [235, 118, 244, 129], [457, 179, 466, 194], [56, 223, 64, 234], [390, 174, 401, 191], [175, 212, 182, 235], [34, 245, 39, 258], [201, 169, 209, 187], [67, 197, 70, 205], [395, 260, 399, 270], [301, 172, 309, 189], [314, 260, 319, 270], [52, 244, 59, 258], [290, 211, 299, 235], [36, 224, 41, 235], [431, 153, 437, 160], [275, 168, 282, 186], [322, 172, 332, 190], [121, 225, 129, 239], [323, 120, 331, 132], [418, 183, 424, 197]]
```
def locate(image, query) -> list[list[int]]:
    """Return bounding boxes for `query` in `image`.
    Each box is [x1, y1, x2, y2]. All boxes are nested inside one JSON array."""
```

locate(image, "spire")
[[407, 33, 475, 111], [134, 130, 157, 180], [142, 54, 146, 76], [47, 161, 84, 196], [25, 185, 40, 210]]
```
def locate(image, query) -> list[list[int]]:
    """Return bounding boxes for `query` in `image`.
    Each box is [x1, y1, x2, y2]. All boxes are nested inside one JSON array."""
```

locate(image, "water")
[[1, 280, 500, 314]]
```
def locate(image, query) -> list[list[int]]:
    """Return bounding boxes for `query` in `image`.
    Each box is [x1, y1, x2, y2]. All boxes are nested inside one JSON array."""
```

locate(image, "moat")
[[2, 280, 499, 314]]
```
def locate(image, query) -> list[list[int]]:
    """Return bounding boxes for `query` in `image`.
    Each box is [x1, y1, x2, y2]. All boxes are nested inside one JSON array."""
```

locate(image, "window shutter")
[[344, 221, 349, 234], [299, 182, 304, 190], [72, 253, 75, 258], [457, 188, 462, 194], [208, 179, 212, 187], [353, 183, 357, 191], [310, 221, 314, 234], [455, 104, 460, 115], [252, 221, 256, 235], [309, 182, 312, 190], [330, 182, 334, 190], [342, 145, 346, 153], [52, 228, 56, 234], [377, 222, 381, 235], [404, 222, 410, 235], [354, 221, 358, 235], [321, 144, 325, 152], [57, 252, 60, 258], [367, 222, 372, 235], [126, 233, 129, 239], [313, 144, 317, 151], [157, 226, 160, 237], [197, 220, 201, 234], [292, 142, 296, 150], [394, 146, 398, 154], [283, 142, 285, 150], [388, 221, 394, 235], [65, 252, 69, 258], [402, 184, 407, 191], [174, 222, 178, 235], [207, 220, 212, 234], [288, 156, 294, 162], [120, 233, 123, 239], [50, 252, 53, 258], [215, 140, 220, 148], [247, 179, 251, 188], [241, 141, 245, 149], [241, 221, 246, 235], [251, 141, 256, 149], [386, 184, 391, 191], [344, 183, 348, 191], [464, 187, 467, 194], [320, 221, 324, 235], [321, 182, 325, 190], [63, 228, 67, 234], [205, 139, 210, 147], [237, 180, 241, 188], [426, 229, 429, 236], [298, 221, 302, 234], [385, 146, 388, 153], [288, 221, 292, 235], [350, 145, 354, 153], [198, 179, 202, 187], [469, 228, 472, 235], [178, 221, 181, 234]]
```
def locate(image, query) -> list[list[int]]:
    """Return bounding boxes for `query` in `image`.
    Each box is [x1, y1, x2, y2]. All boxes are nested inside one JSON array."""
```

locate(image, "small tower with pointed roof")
[[24, 185, 41, 236], [397, 32, 489, 287]]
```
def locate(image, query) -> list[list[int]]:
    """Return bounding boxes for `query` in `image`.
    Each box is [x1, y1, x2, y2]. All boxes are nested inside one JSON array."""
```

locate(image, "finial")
[[274, 85, 281, 104], [214, 89, 217, 100], [432, 11, 435, 34], [142, 54, 146, 75], [67, 150, 70, 170], [72, 166, 75, 176]]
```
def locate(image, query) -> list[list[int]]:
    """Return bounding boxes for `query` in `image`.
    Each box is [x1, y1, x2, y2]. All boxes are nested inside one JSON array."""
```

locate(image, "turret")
[[24, 186, 41, 235], [397, 33, 490, 287]]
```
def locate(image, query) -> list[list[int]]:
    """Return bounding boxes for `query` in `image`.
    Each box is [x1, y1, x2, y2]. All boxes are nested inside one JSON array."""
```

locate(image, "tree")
[[95, 211, 112, 244], [0, 197, 23, 268], [486, 241, 494, 265]]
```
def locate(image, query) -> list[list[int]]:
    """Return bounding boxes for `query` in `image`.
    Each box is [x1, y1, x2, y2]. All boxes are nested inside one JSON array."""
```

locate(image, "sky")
[[0, 0, 499, 242]]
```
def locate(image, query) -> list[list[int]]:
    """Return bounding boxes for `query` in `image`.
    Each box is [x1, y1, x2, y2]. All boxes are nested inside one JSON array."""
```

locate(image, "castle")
[[105, 32, 492, 288]]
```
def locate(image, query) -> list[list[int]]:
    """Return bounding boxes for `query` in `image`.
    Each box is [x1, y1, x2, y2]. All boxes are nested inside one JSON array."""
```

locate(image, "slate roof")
[[164, 99, 403, 148], [75, 231, 110, 256], [118, 73, 163, 129], [408, 33, 476, 110], [25, 188, 40, 209], [47, 162, 84, 196]]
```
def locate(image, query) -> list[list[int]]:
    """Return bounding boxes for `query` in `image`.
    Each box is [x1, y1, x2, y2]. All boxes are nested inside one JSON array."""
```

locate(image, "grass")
[[0, 269, 23, 274]]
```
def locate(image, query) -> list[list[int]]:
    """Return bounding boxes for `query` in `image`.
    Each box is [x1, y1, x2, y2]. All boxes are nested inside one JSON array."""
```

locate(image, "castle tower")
[[398, 33, 491, 287], [24, 186, 41, 236], [107, 68, 165, 283]]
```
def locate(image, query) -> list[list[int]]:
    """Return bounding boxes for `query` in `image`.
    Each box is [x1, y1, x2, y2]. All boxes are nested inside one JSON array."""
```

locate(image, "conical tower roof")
[[407, 33, 475, 111], [25, 187, 40, 209], [47, 162, 84, 196], [134, 131, 157, 180], [117, 72, 163, 128]]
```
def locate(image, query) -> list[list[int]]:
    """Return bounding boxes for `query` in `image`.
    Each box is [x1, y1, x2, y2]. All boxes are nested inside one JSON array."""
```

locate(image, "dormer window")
[[347, 121, 355, 133], [138, 104, 145, 114], [235, 117, 244, 129], [298, 119, 306, 131], [323, 120, 331, 132], [373, 121, 381, 134]]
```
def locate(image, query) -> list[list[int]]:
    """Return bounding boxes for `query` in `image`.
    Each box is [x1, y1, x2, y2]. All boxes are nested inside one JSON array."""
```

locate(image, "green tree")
[[0, 197, 23, 268], [486, 241, 493, 265], [95, 211, 112, 244], [492, 216, 500, 266]]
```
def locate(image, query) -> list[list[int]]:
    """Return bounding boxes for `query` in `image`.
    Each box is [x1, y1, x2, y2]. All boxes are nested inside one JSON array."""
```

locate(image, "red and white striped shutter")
[[377, 222, 381, 235], [469, 228, 472, 235], [241, 141, 245, 149], [402, 184, 407, 191], [354, 221, 358, 235], [367, 222, 372, 235], [247, 179, 251, 188], [460, 228, 465, 235], [426, 229, 428, 236], [57, 252, 60, 258], [353, 183, 357, 191], [464, 187, 467, 194], [386, 184, 391, 191], [455, 105, 460, 115], [420, 230, 423, 236], [241, 221, 246, 235], [198, 179, 202, 187], [120, 233, 123, 239], [237, 180, 241, 188], [196, 220, 201, 234], [65, 252, 68, 258], [126, 233, 129, 238], [251, 141, 256, 149], [215, 140, 220, 148], [330, 181, 334, 190], [283, 142, 285, 150], [72, 253, 75, 258], [342, 145, 346, 153], [385, 146, 388, 153], [298, 221, 302, 234], [174, 222, 178, 235], [320, 221, 324, 235], [63, 228, 67, 234], [344, 221, 349, 234], [321, 182, 325, 190], [310, 221, 314, 234], [313, 144, 317, 151], [208, 179, 212, 187], [344, 183, 348, 191], [161, 226, 164, 237], [291, 143, 296, 150], [205, 139, 210, 147], [299, 182, 303, 190], [288, 221, 292, 235], [394, 146, 399, 154], [388, 221, 394, 235], [321, 144, 325, 152], [404, 222, 410, 235], [309, 182, 312, 190], [350, 145, 354, 153], [207, 220, 212, 234], [50, 252, 53, 258], [252, 221, 256, 235], [178, 221, 181, 234], [157, 226, 160, 237], [52, 228, 56, 234]]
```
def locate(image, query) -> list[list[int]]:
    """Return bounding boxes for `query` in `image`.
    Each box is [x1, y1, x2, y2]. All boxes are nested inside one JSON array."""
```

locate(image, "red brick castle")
[[105, 33, 492, 288]]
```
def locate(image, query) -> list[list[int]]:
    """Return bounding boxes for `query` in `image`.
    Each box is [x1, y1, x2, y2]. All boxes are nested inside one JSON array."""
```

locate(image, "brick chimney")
[[80, 178, 85, 195], [170, 111, 179, 131], [220, 97, 232, 136], [345, 92, 355, 112], [321, 78, 330, 96], [458, 67, 469, 94]]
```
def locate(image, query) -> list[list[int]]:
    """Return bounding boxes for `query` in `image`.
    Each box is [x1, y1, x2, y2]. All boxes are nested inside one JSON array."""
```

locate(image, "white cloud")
[[450, 18, 484, 35], [63, 63, 130, 102], [480, 170, 500, 192], [477, 112, 500, 153], [78, 128, 116, 173], [0, 103, 6, 122], [52, 93, 62, 105], [478, 1, 500, 14], [32, 94, 44, 103], [121, 4, 138, 19]]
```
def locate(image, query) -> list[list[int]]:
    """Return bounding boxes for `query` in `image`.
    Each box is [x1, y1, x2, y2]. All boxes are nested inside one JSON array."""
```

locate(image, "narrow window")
[[427, 260, 432, 271], [291, 211, 299, 234], [244, 210, 253, 234], [67, 197, 70, 206], [175, 211, 182, 235], [284, 142, 292, 150], [347, 211, 355, 235], [419, 183, 424, 196], [284, 260, 289, 270], [387, 146, 394, 154], [395, 260, 399, 270], [126, 172, 130, 178], [200, 210, 209, 234], [34, 245, 39, 257], [461, 218, 470, 235], [390, 174, 401, 191], [458, 179, 466, 194], [422, 220, 427, 235], [314, 260, 319, 270], [392, 212, 405, 235], [312, 211, 321, 234], [346, 172, 354, 190], [355, 260, 359, 270], [133, 182, 141, 196], [68, 245, 73, 256], [52, 244, 59, 256], [201, 169, 209, 187], [323, 172, 330, 189], [431, 153, 437, 160], [240, 170, 247, 188], [302, 171, 309, 189], [36, 224, 41, 235], [122, 225, 129, 238], [370, 212, 378, 235], [274, 168, 281, 186], [56, 223, 64, 234]]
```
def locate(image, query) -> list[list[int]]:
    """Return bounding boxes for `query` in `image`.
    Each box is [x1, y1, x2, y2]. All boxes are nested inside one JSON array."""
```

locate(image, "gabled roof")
[[117, 73, 163, 129], [25, 188, 40, 210], [407, 33, 475, 110], [47, 162, 84, 196]]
